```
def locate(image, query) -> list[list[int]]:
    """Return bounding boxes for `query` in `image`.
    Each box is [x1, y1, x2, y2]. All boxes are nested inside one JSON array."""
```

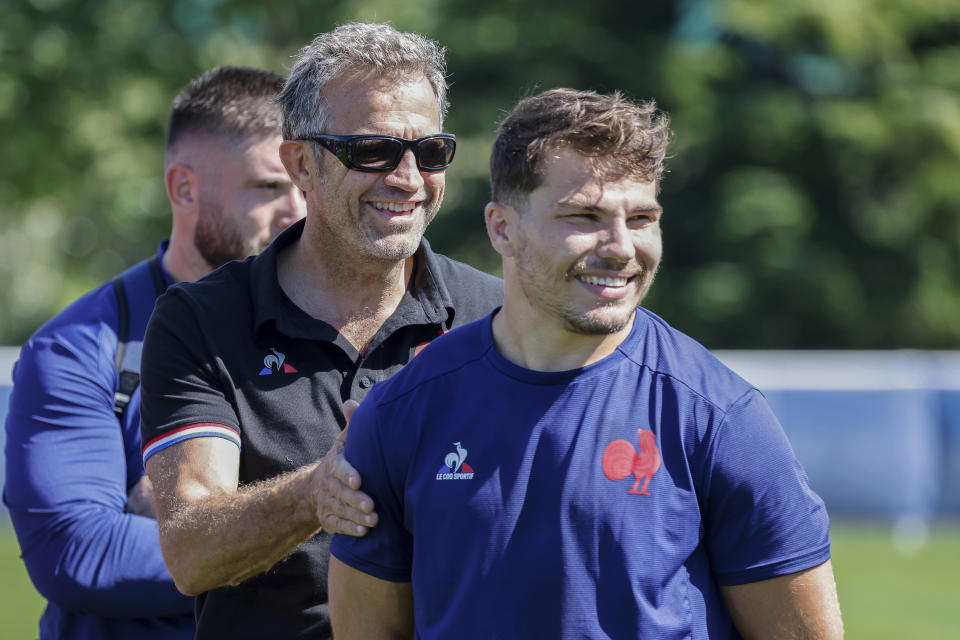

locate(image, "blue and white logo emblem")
[[436, 441, 475, 480]]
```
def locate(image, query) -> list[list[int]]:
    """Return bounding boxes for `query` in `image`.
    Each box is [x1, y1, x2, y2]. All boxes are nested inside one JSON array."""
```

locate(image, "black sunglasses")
[[303, 133, 456, 173]]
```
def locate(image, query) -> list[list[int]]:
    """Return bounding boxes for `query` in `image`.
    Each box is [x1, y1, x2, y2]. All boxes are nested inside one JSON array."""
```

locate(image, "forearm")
[[4, 336, 192, 617], [147, 413, 378, 595], [10, 505, 192, 617], [153, 460, 324, 595], [721, 561, 844, 639], [329, 556, 414, 639]]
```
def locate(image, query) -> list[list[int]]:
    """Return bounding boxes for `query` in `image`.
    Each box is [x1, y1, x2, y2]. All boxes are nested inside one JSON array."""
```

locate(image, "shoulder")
[[367, 315, 493, 409], [419, 242, 503, 327], [427, 251, 502, 292], [12, 273, 128, 400], [143, 260, 253, 374], [22, 278, 119, 358], [625, 308, 756, 413], [156, 258, 253, 320]]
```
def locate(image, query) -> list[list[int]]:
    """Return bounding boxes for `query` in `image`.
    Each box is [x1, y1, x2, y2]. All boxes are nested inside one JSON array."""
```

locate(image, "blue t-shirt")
[[3, 244, 194, 640], [331, 309, 830, 639]]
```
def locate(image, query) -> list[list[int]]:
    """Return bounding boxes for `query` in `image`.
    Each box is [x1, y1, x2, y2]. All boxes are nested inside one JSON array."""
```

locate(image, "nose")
[[596, 218, 635, 261], [274, 185, 306, 231], [383, 149, 425, 192]]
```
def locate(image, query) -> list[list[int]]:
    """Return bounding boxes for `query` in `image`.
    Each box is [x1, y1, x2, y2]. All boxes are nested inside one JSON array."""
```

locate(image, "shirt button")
[[359, 375, 373, 389]]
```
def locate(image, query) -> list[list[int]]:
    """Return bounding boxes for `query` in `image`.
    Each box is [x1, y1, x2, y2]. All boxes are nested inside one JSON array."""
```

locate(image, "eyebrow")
[[244, 176, 293, 187], [555, 201, 663, 215]]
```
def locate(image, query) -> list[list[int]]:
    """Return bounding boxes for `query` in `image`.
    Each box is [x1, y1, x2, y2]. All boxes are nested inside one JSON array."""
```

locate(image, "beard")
[[353, 194, 441, 263], [356, 213, 431, 262], [194, 201, 266, 270], [515, 235, 658, 336]]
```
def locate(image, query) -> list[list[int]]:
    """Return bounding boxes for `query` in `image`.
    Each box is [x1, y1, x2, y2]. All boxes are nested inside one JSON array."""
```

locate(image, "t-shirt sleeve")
[[139, 289, 241, 461], [329, 395, 413, 582], [700, 389, 831, 585]]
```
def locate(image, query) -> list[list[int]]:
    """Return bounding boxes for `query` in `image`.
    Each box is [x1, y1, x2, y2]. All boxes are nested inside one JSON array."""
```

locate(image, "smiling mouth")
[[369, 201, 419, 214], [577, 275, 633, 287]]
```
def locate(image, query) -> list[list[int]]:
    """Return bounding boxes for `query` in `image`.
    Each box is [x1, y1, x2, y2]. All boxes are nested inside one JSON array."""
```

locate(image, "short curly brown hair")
[[490, 88, 672, 208]]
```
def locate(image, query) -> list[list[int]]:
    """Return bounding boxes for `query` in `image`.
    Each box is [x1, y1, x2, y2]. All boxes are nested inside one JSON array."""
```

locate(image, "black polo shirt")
[[140, 219, 502, 640]]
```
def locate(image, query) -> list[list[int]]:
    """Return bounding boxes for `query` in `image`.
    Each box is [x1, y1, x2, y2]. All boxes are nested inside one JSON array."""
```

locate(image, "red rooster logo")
[[602, 429, 661, 496]]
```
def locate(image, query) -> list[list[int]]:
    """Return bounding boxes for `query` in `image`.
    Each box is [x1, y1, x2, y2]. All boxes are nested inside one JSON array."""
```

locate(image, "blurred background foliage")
[[1, 0, 959, 348]]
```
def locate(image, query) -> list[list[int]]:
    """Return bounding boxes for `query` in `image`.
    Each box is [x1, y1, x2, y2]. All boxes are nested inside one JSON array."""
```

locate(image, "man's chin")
[[364, 231, 424, 262], [564, 308, 637, 335]]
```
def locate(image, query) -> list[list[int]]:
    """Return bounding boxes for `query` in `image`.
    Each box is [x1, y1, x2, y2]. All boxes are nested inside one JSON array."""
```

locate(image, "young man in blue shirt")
[[329, 88, 844, 639], [3, 66, 305, 639]]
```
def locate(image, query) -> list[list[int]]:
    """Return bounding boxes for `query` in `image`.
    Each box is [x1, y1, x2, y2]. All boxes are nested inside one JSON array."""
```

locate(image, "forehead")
[[219, 133, 284, 166], [235, 134, 286, 173], [529, 148, 659, 213], [179, 133, 285, 180], [322, 71, 440, 135]]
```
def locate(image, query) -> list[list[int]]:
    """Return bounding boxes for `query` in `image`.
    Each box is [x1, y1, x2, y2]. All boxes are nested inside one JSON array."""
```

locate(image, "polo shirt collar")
[[250, 218, 455, 341]]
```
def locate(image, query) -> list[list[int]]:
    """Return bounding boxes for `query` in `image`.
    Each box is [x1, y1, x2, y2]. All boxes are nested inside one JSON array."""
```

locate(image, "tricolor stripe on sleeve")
[[142, 423, 241, 461]]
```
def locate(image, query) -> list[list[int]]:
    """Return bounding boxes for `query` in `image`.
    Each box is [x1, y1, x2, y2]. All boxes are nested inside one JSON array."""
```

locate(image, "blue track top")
[[3, 243, 194, 640]]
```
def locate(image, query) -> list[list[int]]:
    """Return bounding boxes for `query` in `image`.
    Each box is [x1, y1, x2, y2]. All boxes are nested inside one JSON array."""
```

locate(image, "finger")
[[325, 473, 375, 514], [325, 441, 363, 490], [343, 398, 360, 422], [319, 512, 377, 537], [318, 492, 379, 531], [340, 399, 361, 441], [316, 446, 372, 506]]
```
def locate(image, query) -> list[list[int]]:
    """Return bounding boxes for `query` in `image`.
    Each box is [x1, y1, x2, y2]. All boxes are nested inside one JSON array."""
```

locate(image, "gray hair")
[[277, 22, 449, 140]]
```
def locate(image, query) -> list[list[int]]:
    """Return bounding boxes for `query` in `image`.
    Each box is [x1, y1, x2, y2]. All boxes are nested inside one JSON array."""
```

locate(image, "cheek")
[[557, 232, 597, 258], [236, 194, 272, 220], [637, 228, 663, 261], [426, 173, 445, 196], [529, 234, 584, 274], [317, 161, 363, 193], [642, 243, 663, 270], [314, 172, 369, 211], [253, 205, 280, 230]]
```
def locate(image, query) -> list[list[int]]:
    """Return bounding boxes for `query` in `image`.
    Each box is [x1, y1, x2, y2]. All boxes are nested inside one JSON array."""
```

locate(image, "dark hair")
[[490, 88, 672, 207], [276, 22, 448, 140], [166, 65, 285, 152]]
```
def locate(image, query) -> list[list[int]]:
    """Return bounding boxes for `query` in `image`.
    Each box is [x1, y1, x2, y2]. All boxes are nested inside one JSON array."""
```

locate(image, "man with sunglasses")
[[138, 22, 502, 640]]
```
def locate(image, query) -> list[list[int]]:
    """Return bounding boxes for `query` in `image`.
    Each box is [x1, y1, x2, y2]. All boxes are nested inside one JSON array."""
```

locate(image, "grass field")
[[1, 522, 958, 638], [0, 529, 43, 640], [830, 522, 960, 638]]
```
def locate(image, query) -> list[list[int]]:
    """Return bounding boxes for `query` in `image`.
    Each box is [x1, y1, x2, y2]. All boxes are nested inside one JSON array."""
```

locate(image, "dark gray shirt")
[[140, 219, 503, 639]]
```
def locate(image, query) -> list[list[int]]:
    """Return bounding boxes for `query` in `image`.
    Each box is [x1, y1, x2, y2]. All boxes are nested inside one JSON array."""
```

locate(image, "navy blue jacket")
[[3, 243, 194, 639]]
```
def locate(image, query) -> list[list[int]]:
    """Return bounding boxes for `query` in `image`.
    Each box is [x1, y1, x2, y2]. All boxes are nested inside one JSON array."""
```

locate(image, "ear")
[[165, 163, 199, 215], [279, 140, 315, 192], [484, 200, 518, 258]]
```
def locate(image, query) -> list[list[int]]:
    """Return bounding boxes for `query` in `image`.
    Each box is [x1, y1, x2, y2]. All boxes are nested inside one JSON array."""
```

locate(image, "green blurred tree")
[[1, 0, 958, 348]]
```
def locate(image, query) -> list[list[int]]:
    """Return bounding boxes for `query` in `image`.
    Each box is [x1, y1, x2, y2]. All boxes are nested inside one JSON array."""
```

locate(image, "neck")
[[491, 298, 634, 373], [277, 232, 414, 353], [162, 237, 213, 284]]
